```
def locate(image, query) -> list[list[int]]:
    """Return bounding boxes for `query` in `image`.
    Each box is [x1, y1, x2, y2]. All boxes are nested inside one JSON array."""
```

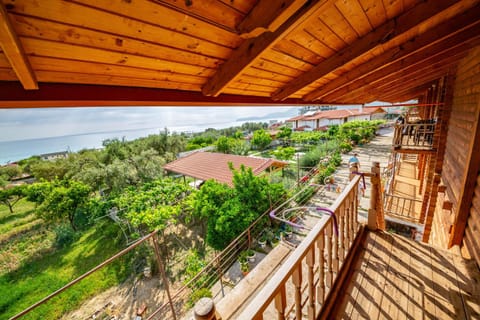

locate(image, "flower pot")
[[247, 251, 256, 263], [258, 239, 267, 248]]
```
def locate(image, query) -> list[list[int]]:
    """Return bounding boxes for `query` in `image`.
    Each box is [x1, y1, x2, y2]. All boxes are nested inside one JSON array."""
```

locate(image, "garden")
[[0, 119, 384, 319]]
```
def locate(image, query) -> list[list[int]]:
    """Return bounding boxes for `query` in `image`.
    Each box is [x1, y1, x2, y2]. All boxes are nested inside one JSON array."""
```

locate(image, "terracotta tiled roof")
[[163, 152, 289, 186], [286, 107, 386, 122]]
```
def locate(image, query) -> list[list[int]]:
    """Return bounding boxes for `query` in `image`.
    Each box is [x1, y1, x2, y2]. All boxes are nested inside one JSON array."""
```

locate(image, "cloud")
[[0, 106, 297, 142]]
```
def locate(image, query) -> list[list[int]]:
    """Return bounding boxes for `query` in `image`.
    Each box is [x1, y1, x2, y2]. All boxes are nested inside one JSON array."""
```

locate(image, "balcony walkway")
[[334, 231, 480, 319]]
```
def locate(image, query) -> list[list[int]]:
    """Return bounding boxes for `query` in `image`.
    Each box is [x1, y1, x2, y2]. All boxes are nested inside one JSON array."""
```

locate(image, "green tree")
[[251, 129, 272, 150], [215, 136, 232, 153], [0, 185, 26, 213], [192, 165, 286, 250], [271, 146, 295, 160], [35, 180, 91, 230], [277, 126, 292, 144]]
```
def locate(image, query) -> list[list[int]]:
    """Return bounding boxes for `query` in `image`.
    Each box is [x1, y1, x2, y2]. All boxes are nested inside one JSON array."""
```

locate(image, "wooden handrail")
[[236, 175, 361, 319], [393, 122, 436, 149]]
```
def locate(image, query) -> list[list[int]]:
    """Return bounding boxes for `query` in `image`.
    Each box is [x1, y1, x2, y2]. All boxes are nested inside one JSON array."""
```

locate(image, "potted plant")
[[271, 235, 280, 247], [258, 234, 267, 248], [240, 261, 249, 276], [284, 224, 293, 238], [238, 251, 248, 266], [246, 249, 256, 263]]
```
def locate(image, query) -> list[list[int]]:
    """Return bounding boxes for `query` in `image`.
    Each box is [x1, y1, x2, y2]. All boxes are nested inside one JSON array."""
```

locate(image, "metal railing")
[[237, 175, 361, 319], [392, 122, 436, 149]]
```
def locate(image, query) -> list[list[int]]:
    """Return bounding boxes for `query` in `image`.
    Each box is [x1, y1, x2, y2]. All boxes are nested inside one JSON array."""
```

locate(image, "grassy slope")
[[0, 201, 129, 320]]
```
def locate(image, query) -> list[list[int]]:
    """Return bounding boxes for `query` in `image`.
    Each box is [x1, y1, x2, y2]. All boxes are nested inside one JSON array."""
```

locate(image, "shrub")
[[186, 288, 212, 309], [54, 223, 78, 248]]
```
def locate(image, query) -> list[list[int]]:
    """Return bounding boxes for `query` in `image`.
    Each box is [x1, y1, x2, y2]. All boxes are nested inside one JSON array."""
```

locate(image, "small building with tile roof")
[[286, 107, 386, 130], [163, 152, 289, 187]]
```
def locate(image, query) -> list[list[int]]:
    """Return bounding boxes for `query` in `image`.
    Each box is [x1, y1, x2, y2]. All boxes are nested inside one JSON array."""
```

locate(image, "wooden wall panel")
[[431, 46, 480, 268]]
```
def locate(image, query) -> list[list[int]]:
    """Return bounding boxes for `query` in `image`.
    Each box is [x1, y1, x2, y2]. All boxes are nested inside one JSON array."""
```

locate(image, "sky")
[[0, 106, 299, 142]]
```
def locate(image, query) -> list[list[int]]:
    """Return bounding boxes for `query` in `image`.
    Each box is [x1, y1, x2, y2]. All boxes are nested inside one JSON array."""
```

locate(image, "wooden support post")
[[152, 235, 177, 320], [368, 162, 384, 230]]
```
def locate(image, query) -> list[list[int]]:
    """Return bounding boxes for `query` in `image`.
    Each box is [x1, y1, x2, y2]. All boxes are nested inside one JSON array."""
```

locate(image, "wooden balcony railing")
[[392, 122, 436, 151], [235, 175, 361, 320], [384, 193, 423, 224]]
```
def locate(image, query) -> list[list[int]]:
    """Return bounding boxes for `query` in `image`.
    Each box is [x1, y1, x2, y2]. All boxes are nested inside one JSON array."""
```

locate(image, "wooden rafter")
[[304, 6, 480, 101], [272, 0, 468, 101], [202, 0, 331, 97], [338, 49, 471, 103], [236, 0, 308, 38], [0, 82, 318, 108], [0, 4, 37, 90], [319, 24, 480, 102]]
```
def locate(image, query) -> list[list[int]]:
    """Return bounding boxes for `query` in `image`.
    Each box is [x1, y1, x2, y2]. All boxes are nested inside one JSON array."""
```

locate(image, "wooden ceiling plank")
[[319, 5, 358, 44], [150, 0, 246, 31], [237, 0, 308, 38], [266, 48, 315, 72], [273, 40, 324, 65], [21, 38, 216, 77], [202, 0, 333, 97], [307, 18, 347, 51], [339, 61, 459, 102], [251, 59, 302, 78], [10, 15, 223, 69], [273, 0, 465, 101], [342, 60, 461, 102], [5, 0, 234, 58], [335, 0, 373, 37], [29, 56, 208, 85], [304, 6, 480, 101], [243, 68, 293, 83], [287, 29, 336, 58], [358, 0, 387, 29], [0, 4, 37, 89], [320, 28, 479, 101], [70, 0, 242, 48], [383, 0, 403, 20], [0, 67, 18, 80], [35, 70, 203, 91]]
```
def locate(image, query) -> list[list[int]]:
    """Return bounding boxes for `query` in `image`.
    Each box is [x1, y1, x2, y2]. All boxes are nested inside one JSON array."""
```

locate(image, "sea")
[[0, 120, 267, 165]]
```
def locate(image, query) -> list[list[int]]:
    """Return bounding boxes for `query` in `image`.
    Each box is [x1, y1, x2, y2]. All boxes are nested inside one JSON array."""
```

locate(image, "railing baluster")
[[317, 231, 325, 305], [292, 265, 302, 320], [338, 204, 345, 262], [332, 218, 339, 274], [274, 286, 287, 320], [326, 222, 333, 289], [306, 247, 315, 319]]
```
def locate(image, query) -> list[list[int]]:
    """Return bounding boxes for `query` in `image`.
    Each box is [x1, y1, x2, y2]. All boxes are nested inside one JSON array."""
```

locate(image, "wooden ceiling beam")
[[377, 81, 442, 103], [304, 5, 480, 101], [272, 0, 465, 101], [202, 0, 331, 97], [0, 82, 320, 108], [236, 0, 308, 38], [0, 4, 37, 89], [320, 26, 480, 102], [341, 63, 458, 103], [344, 64, 458, 103]]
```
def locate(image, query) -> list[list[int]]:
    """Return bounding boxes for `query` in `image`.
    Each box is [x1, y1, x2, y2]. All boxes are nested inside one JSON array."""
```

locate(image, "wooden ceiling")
[[0, 0, 479, 107]]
